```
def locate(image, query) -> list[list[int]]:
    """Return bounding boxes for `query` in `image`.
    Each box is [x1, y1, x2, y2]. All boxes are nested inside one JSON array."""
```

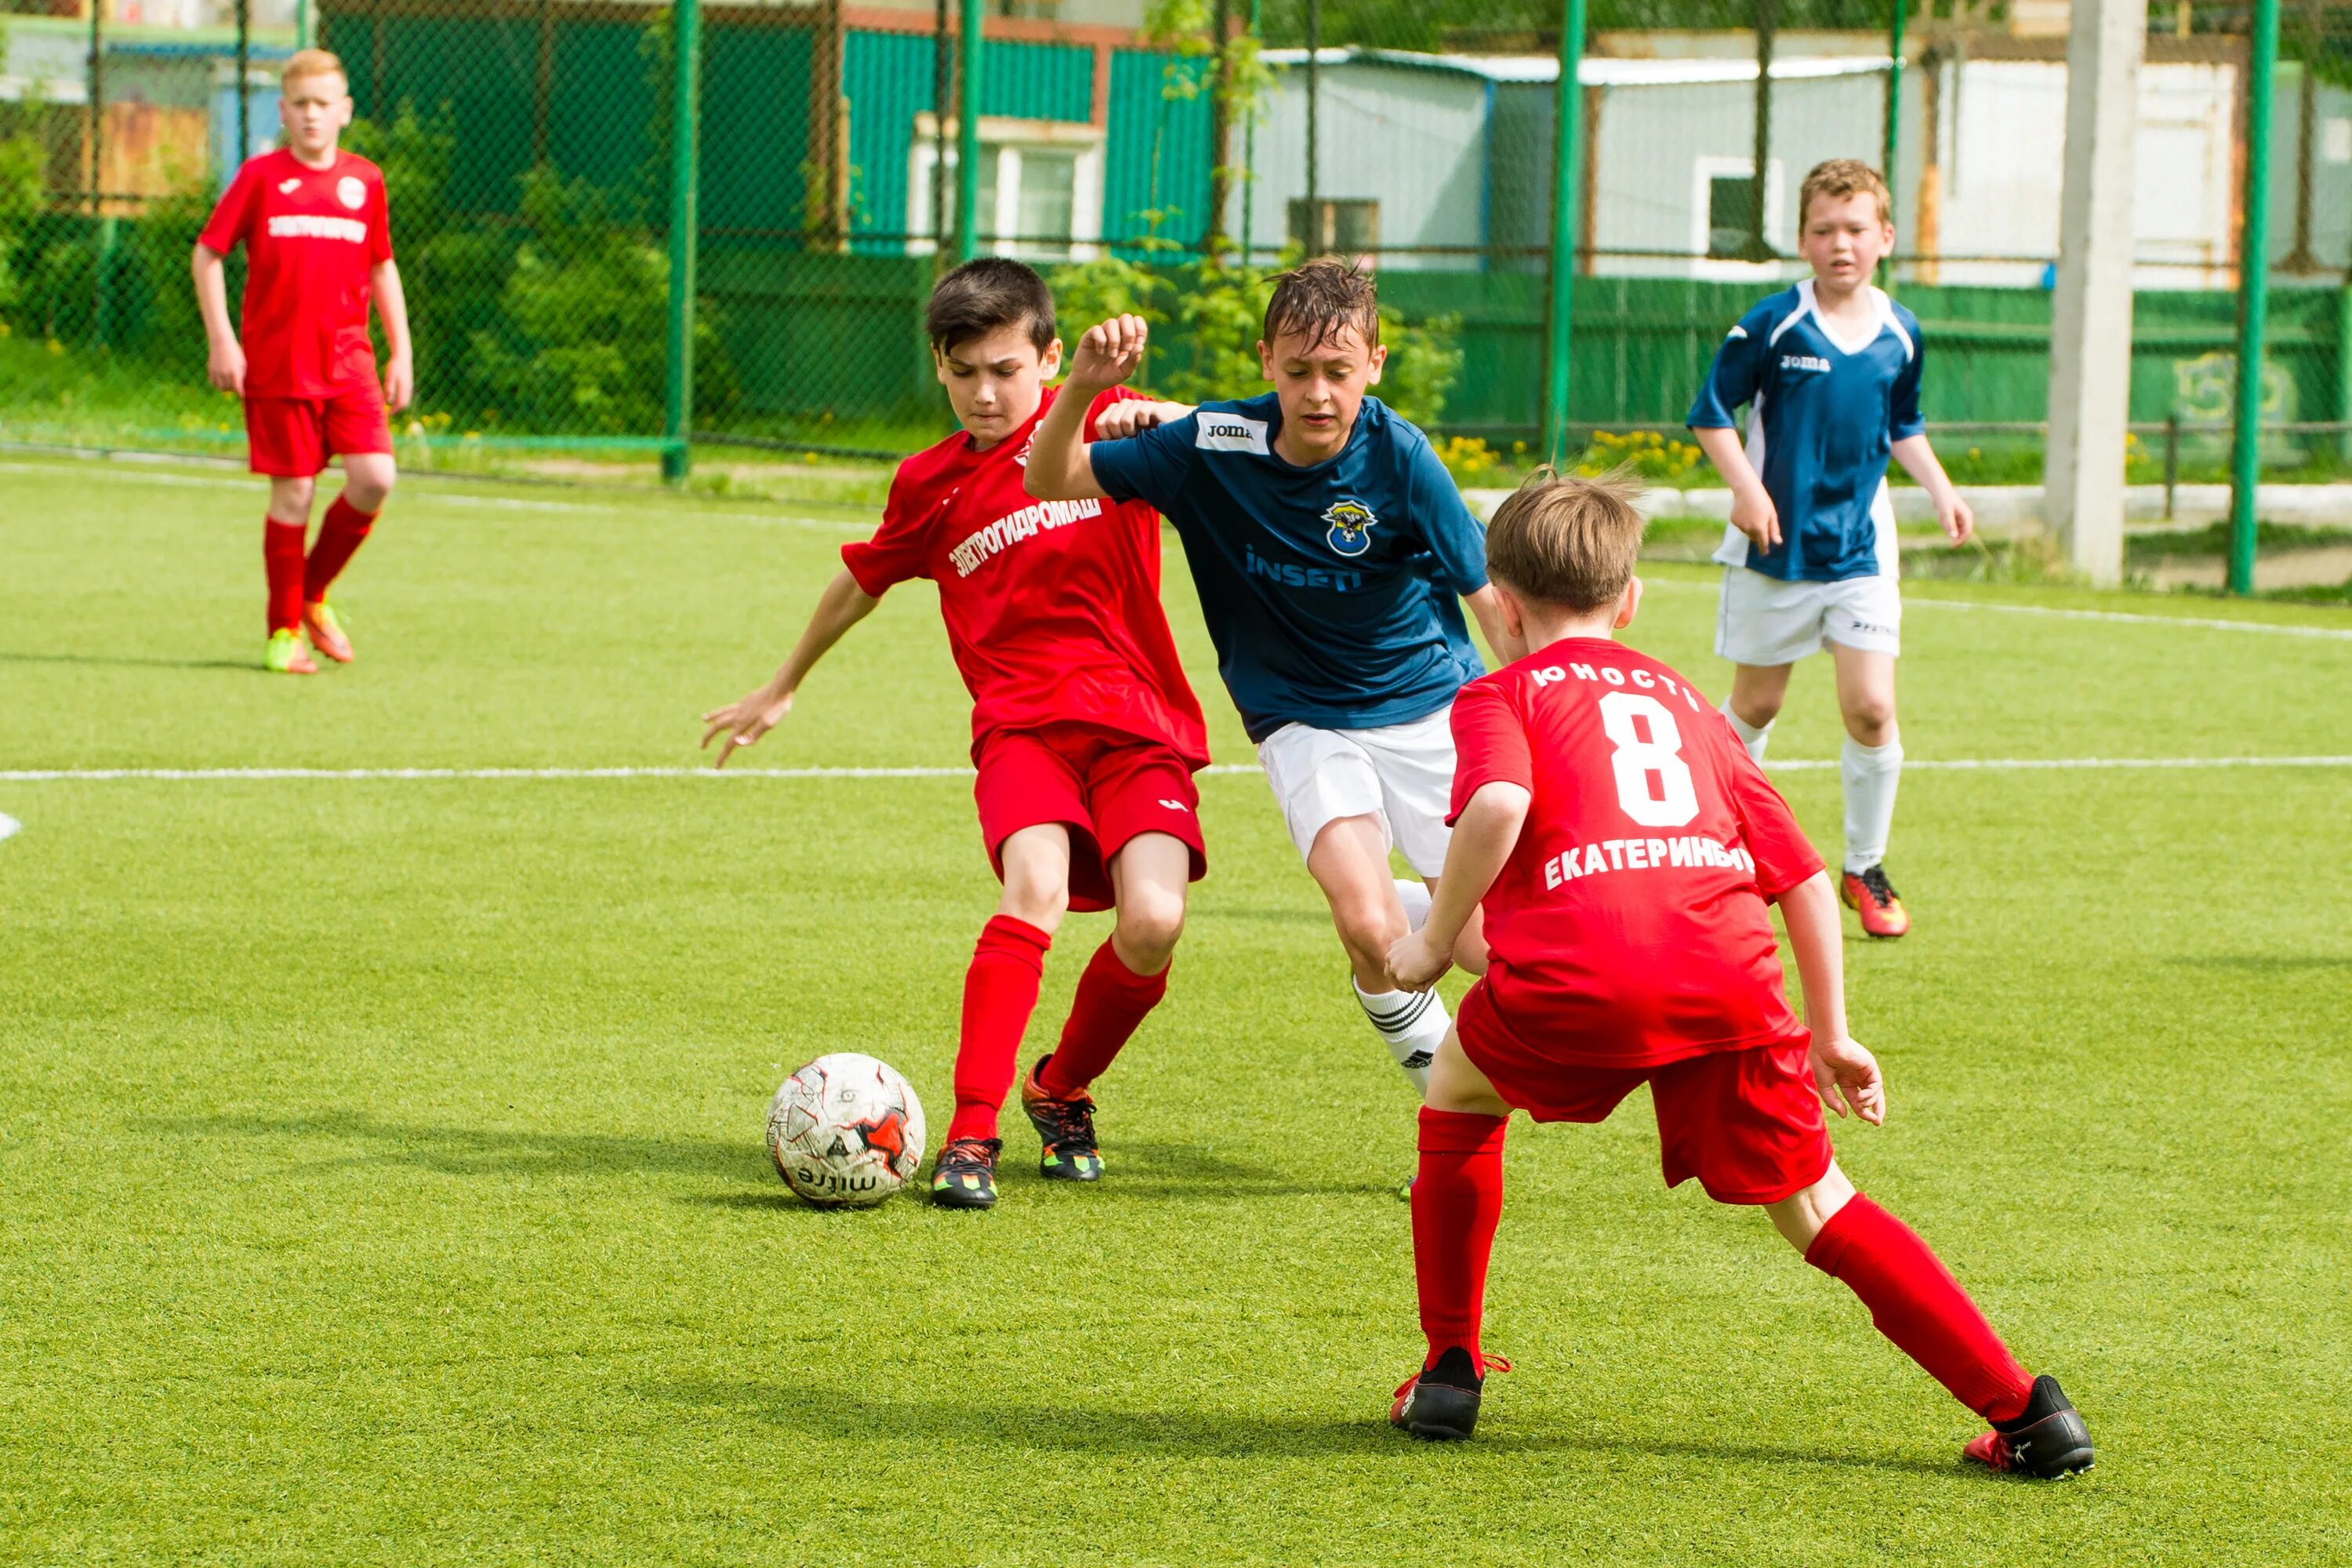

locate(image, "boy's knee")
[[343, 463, 396, 512], [1116, 887, 1185, 964], [1730, 690, 1784, 728], [1334, 898, 1406, 973], [269, 478, 316, 521], [1842, 696, 1896, 743], [999, 882, 1067, 933]]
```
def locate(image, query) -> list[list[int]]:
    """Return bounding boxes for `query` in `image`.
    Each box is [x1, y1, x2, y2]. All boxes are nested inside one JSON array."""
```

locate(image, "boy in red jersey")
[[193, 49, 411, 675], [702, 260, 1207, 1211], [1380, 473, 2093, 1478]]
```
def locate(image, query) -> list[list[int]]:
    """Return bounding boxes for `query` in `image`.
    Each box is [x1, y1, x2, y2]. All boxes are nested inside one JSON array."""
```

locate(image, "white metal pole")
[[2044, 0, 2147, 587]]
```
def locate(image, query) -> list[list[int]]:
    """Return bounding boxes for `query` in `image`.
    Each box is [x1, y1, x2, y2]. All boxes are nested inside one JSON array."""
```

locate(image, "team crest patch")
[[1323, 498, 1377, 557], [336, 176, 366, 211]]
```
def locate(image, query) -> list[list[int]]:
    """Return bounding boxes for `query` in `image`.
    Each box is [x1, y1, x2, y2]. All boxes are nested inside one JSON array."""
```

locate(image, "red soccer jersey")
[[198, 148, 394, 398], [840, 386, 1210, 767], [1450, 637, 1825, 1067]]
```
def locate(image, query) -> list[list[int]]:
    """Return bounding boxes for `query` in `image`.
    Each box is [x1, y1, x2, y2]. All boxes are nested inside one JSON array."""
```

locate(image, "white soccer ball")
[[766, 1053, 927, 1208]]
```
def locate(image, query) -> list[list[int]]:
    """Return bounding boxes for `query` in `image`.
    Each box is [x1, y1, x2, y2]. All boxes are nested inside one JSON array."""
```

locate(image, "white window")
[[1688, 154, 1785, 281], [907, 114, 1104, 262]]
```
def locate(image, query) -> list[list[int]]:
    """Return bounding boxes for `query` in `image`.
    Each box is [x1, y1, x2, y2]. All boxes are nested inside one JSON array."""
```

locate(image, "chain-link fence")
[[2, 0, 2347, 588]]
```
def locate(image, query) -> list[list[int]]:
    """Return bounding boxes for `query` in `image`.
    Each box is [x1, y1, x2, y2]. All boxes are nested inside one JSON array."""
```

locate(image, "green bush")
[[1047, 254, 1461, 429]]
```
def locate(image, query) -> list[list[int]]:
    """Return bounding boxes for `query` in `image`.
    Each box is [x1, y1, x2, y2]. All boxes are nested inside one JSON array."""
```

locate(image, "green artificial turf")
[[2, 453, 2349, 1566]]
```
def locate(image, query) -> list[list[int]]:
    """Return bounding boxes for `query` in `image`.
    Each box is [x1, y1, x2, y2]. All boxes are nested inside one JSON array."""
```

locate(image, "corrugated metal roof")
[[1258, 47, 1894, 86]]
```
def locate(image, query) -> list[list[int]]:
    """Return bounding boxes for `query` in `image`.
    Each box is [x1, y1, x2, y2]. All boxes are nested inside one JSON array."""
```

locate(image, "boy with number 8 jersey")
[[1380, 472, 2092, 1479]]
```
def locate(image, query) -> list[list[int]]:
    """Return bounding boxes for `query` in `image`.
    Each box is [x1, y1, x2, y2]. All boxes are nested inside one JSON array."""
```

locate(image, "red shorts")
[[1457, 982, 1831, 1204], [245, 385, 393, 477], [973, 722, 1207, 913]]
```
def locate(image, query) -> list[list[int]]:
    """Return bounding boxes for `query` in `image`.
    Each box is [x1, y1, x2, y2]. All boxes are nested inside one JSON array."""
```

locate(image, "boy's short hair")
[[1798, 158, 1893, 228], [925, 258, 1055, 357], [1484, 469, 1646, 613], [280, 49, 348, 93], [1262, 258, 1380, 353]]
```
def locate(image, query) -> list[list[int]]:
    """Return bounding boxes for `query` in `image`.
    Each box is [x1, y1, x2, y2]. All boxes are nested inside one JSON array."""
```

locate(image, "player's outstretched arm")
[[1389, 781, 1530, 991], [699, 567, 880, 768], [191, 245, 245, 396], [1023, 314, 1149, 503], [371, 260, 415, 413], [1890, 434, 1974, 545], [1690, 425, 1780, 552], [1775, 870, 1886, 1124]]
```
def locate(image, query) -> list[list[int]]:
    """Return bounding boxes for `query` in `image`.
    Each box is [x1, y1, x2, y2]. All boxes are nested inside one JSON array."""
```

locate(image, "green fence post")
[[235, 0, 249, 176], [956, 0, 982, 263], [1880, 0, 1904, 289], [662, 0, 702, 484], [1542, 0, 1588, 464], [2336, 280, 2351, 462], [2228, 0, 2280, 594], [297, 0, 310, 52]]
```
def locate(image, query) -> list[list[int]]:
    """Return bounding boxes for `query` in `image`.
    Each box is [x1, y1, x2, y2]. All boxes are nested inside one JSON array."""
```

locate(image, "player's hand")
[[1387, 928, 1451, 993], [1067, 315, 1148, 392], [1730, 483, 1781, 552], [208, 339, 247, 397], [1937, 490, 1975, 546], [383, 353, 415, 414], [699, 687, 793, 769], [1809, 1035, 1886, 1126], [1090, 398, 1184, 441]]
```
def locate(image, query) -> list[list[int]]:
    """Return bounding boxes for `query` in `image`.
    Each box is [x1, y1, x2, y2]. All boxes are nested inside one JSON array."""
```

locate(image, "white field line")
[[5, 757, 2350, 783], [0, 460, 865, 532], [1638, 574, 2352, 641]]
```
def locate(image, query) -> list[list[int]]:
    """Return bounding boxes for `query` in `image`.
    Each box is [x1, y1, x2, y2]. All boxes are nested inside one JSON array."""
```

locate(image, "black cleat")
[[1019, 1054, 1103, 1181], [1963, 1374, 2095, 1479], [1389, 1345, 1509, 1441], [930, 1136, 1002, 1209]]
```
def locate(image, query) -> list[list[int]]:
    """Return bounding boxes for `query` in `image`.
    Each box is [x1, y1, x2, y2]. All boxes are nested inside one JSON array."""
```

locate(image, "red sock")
[[1806, 1194, 2034, 1421], [1038, 939, 1167, 1099], [264, 519, 308, 633], [944, 915, 1051, 1143], [1412, 1106, 1509, 1369], [303, 495, 377, 604]]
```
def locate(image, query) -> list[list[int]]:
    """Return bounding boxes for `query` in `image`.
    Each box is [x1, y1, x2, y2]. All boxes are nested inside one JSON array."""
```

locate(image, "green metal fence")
[[2, 0, 2347, 591]]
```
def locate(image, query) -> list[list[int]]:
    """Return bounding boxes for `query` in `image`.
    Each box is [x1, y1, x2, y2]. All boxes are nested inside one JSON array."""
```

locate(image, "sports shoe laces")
[[1858, 866, 1900, 907], [938, 1136, 1000, 1170], [1036, 1097, 1098, 1152]]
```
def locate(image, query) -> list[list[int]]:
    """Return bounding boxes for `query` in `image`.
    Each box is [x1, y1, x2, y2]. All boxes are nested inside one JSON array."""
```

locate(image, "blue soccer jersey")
[[1087, 392, 1489, 740], [1686, 280, 1926, 583]]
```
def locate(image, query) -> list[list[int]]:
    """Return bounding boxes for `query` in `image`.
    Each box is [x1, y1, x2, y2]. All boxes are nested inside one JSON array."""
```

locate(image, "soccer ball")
[[766, 1053, 927, 1208]]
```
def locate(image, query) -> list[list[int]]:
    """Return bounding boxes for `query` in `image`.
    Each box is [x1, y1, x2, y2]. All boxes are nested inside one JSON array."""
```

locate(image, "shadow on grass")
[[2174, 955, 2350, 971], [1071, 1138, 1398, 1203], [0, 649, 262, 673], [638, 1377, 1961, 1475], [164, 1109, 759, 1181]]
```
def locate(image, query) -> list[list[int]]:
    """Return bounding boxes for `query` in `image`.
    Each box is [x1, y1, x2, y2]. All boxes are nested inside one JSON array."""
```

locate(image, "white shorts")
[[1715, 566, 1902, 667], [1254, 707, 1457, 878]]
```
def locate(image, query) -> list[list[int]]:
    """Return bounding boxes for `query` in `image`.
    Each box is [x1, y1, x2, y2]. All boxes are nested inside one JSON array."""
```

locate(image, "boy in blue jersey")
[[1687, 159, 1975, 939], [1025, 260, 1525, 1103]]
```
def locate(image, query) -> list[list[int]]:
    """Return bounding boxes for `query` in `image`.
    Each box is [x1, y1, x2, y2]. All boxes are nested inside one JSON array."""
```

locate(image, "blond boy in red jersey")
[[1381, 474, 2092, 1479], [193, 49, 412, 674]]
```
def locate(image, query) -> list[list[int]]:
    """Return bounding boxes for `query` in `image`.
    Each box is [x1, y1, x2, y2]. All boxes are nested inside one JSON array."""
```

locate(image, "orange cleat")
[[1839, 864, 1910, 938], [302, 600, 354, 663]]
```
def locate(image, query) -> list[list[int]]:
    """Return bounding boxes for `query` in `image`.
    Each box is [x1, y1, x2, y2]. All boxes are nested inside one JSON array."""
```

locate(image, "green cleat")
[[1019, 1054, 1103, 1181], [265, 627, 318, 675], [930, 1136, 1001, 1209]]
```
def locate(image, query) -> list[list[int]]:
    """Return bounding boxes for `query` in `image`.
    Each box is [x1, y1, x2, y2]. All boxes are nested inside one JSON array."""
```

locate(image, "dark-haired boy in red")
[[702, 259, 1204, 1211], [1381, 474, 2092, 1479]]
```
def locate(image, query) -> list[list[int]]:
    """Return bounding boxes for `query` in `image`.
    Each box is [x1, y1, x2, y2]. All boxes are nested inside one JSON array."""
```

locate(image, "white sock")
[[1722, 701, 1773, 765], [1395, 877, 1432, 934], [1353, 979, 1448, 1097], [1840, 730, 1903, 874]]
